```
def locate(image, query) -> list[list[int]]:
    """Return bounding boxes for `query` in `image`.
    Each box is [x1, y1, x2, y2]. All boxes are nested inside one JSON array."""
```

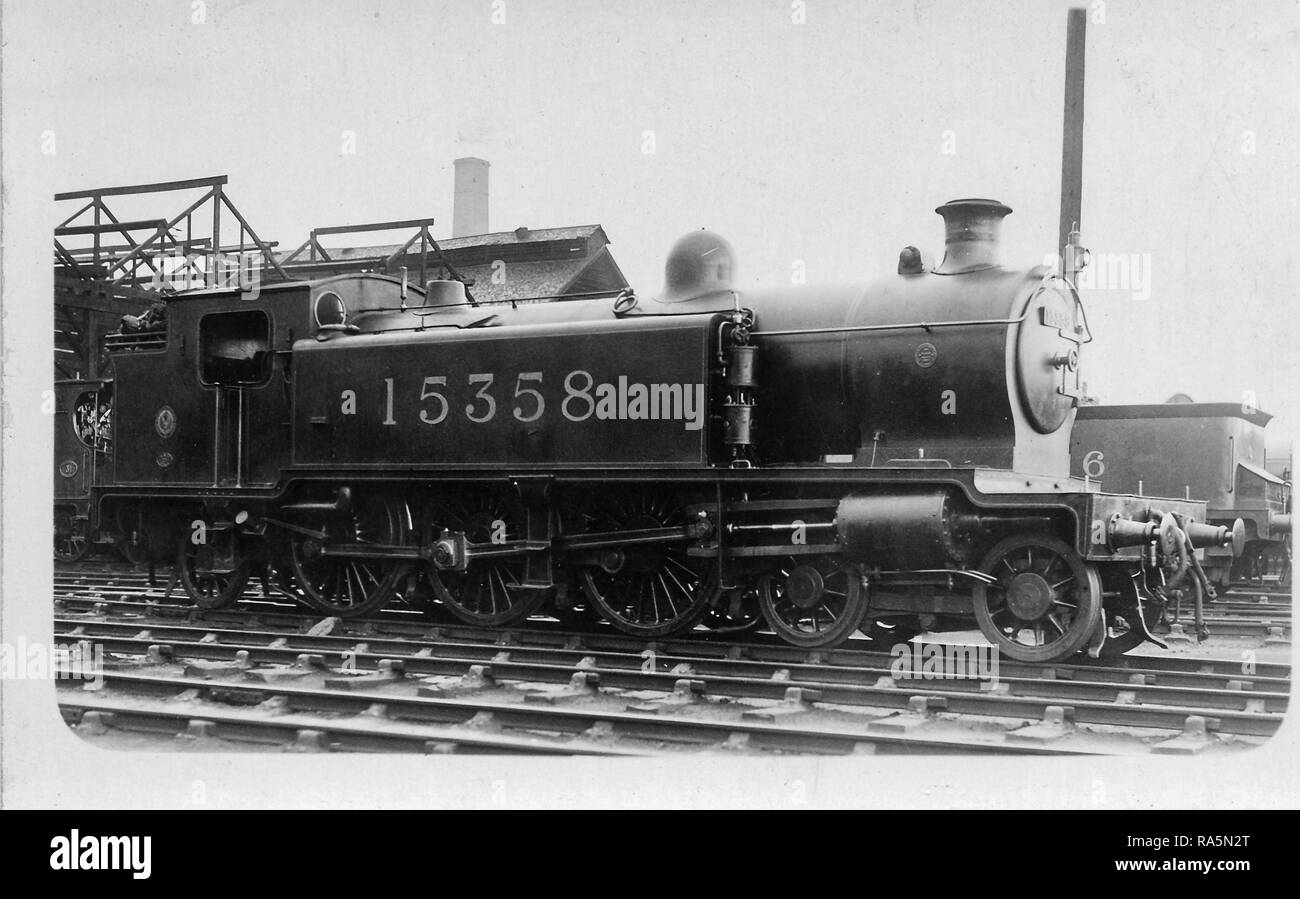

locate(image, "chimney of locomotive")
[[934, 198, 1012, 274], [452, 157, 490, 237]]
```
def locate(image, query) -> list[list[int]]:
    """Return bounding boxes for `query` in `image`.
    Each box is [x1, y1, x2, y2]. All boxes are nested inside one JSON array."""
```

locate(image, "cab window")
[[72, 389, 112, 453], [200, 310, 271, 386]]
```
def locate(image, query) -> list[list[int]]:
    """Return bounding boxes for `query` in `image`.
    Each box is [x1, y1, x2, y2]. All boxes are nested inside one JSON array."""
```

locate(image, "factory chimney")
[[452, 157, 490, 237]]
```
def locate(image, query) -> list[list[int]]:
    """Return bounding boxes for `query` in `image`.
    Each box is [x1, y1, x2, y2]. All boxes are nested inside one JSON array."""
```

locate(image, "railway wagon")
[[1071, 402, 1290, 589], [54, 198, 1239, 661]]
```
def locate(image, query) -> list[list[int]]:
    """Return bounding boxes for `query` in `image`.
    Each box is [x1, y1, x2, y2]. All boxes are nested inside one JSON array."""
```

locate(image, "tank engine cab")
[[104, 273, 415, 488], [84, 274, 415, 589]]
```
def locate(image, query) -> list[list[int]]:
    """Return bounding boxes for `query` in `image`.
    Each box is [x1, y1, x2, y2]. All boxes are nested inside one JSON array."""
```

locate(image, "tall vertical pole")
[[1059, 7, 1087, 259], [210, 182, 223, 287], [87, 313, 99, 379], [93, 198, 101, 269]]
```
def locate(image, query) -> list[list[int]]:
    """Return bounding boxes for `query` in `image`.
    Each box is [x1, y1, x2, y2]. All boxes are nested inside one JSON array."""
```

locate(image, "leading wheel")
[[178, 534, 250, 610], [758, 555, 867, 648], [972, 534, 1102, 663], [290, 494, 410, 618]]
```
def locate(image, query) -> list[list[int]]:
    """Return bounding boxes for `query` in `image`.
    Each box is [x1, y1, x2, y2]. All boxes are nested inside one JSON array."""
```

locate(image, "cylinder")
[[835, 491, 965, 569]]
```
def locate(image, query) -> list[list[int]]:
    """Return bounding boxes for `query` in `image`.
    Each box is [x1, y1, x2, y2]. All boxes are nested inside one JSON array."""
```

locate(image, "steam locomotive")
[[54, 199, 1242, 661]]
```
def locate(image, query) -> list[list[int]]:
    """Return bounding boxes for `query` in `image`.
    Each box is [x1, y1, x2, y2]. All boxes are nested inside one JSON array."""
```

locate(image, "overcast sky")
[[9, 0, 1298, 449]]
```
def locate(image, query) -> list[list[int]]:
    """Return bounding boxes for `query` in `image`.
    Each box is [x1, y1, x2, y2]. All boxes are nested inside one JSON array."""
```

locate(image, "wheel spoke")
[[665, 556, 694, 574], [663, 566, 691, 604], [657, 573, 680, 617], [641, 577, 658, 624], [492, 566, 510, 612]]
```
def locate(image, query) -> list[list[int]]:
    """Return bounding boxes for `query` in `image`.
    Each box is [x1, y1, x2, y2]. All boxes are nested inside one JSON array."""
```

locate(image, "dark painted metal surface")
[[292, 314, 720, 467]]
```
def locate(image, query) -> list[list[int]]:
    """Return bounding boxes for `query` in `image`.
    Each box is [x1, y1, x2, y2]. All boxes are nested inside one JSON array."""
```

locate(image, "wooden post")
[[86, 312, 99, 378], [1058, 7, 1087, 259], [210, 181, 223, 287]]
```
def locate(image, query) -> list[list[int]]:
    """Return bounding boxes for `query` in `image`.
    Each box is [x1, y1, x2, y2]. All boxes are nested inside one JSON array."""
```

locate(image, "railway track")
[[1207, 596, 1292, 616], [1167, 588, 1292, 641], [51, 564, 1289, 755]]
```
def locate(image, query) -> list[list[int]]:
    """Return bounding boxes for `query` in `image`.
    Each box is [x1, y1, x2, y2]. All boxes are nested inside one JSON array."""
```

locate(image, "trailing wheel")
[[54, 510, 91, 563], [118, 534, 148, 566], [758, 554, 867, 648], [971, 534, 1103, 663], [115, 505, 148, 566], [425, 491, 549, 627], [290, 494, 410, 618], [578, 492, 716, 637], [178, 533, 250, 610]]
